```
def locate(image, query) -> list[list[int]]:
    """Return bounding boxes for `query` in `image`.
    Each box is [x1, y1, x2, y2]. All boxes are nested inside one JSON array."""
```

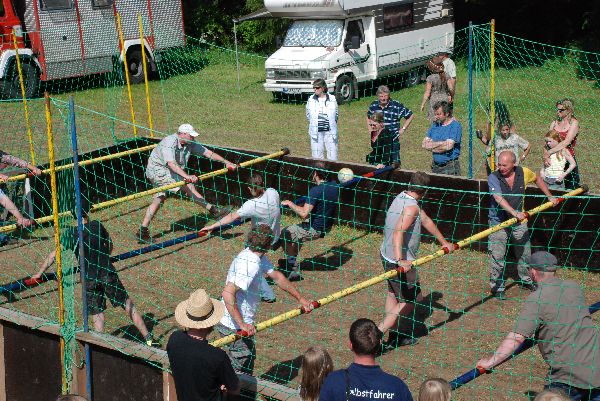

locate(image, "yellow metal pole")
[[211, 186, 587, 348], [12, 30, 36, 164], [6, 144, 158, 183], [137, 13, 154, 136], [489, 19, 496, 171], [0, 148, 290, 233], [116, 13, 137, 138], [45, 93, 67, 393]]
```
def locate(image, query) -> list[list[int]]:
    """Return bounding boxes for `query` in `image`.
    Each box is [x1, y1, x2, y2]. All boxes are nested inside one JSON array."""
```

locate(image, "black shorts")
[[86, 273, 129, 315], [382, 256, 421, 303]]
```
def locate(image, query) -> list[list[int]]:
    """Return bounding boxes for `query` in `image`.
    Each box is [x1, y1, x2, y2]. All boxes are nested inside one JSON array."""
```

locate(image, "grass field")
[[0, 42, 599, 401]]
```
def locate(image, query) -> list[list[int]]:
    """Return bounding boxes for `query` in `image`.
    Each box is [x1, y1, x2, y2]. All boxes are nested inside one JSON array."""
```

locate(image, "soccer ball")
[[338, 168, 354, 184]]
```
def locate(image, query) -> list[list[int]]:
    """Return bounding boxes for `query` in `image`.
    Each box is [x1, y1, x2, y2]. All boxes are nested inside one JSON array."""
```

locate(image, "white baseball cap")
[[178, 123, 199, 137]]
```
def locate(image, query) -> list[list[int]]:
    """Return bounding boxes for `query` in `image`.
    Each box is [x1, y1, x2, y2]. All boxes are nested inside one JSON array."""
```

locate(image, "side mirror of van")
[[275, 36, 283, 48], [344, 35, 360, 52]]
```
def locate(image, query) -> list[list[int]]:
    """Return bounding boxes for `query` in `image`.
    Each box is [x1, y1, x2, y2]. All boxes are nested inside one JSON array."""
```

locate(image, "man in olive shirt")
[[477, 252, 600, 400]]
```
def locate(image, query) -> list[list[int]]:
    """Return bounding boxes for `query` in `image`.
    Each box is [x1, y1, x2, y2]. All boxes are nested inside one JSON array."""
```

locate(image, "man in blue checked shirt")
[[367, 85, 415, 167]]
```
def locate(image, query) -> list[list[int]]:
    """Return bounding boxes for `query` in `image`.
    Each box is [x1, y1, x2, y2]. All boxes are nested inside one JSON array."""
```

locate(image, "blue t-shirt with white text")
[[319, 364, 413, 401]]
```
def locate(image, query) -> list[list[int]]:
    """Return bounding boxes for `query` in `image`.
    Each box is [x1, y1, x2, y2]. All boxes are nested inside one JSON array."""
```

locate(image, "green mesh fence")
[[0, 23, 598, 400]]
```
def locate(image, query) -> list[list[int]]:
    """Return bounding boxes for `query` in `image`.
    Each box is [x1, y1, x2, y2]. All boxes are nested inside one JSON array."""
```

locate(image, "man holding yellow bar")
[[139, 123, 238, 242]]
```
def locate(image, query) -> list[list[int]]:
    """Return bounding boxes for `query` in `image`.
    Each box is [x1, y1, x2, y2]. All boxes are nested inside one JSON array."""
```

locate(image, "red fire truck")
[[0, 0, 185, 98]]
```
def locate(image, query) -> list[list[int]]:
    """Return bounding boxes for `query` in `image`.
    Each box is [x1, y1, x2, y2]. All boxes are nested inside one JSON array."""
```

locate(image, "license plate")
[[282, 88, 302, 94]]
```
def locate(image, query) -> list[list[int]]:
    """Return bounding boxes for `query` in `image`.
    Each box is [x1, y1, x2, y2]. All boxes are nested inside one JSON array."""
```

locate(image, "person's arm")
[[281, 199, 314, 220], [400, 113, 414, 135], [534, 172, 559, 204], [166, 160, 196, 183], [32, 249, 57, 279], [201, 211, 241, 233], [392, 205, 418, 272], [423, 138, 456, 153], [476, 331, 526, 370], [492, 193, 527, 221], [202, 149, 238, 171], [222, 282, 256, 335], [520, 139, 531, 163], [420, 210, 454, 251], [447, 78, 455, 102], [556, 151, 576, 183], [547, 119, 578, 155], [420, 81, 432, 111], [0, 193, 32, 227], [0, 153, 42, 176], [267, 270, 313, 311]]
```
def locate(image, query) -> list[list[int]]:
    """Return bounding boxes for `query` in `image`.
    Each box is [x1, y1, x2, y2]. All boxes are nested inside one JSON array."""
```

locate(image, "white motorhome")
[[262, 0, 454, 103], [0, 0, 185, 98]]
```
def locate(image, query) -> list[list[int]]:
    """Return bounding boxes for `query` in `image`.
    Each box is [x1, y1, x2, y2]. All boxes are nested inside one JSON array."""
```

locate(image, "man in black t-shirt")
[[34, 197, 157, 346], [168, 288, 240, 401]]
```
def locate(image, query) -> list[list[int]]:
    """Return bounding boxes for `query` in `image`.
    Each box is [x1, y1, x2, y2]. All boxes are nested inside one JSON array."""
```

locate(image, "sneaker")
[[138, 226, 151, 243], [491, 290, 506, 300], [522, 282, 538, 292], [145, 335, 161, 347], [382, 335, 418, 352], [210, 206, 231, 220], [0, 238, 18, 247], [261, 297, 276, 303], [287, 270, 302, 282]]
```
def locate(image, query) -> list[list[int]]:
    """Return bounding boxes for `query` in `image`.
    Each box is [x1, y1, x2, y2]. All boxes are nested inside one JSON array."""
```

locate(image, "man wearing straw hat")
[[139, 123, 238, 243], [168, 288, 240, 401], [477, 251, 600, 399], [217, 224, 314, 374]]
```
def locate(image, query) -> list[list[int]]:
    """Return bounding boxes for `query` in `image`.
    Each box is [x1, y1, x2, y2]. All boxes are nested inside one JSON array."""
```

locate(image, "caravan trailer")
[[0, 0, 185, 98], [263, 0, 454, 103]]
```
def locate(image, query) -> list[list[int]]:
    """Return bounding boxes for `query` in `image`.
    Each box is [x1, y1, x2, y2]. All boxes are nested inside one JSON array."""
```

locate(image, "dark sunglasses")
[[313, 86, 322, 89], [557, 108, 566, 112]]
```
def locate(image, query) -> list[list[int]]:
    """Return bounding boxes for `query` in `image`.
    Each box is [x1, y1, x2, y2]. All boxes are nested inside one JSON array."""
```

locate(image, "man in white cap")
[[139, 123, 238, 242], [477, 251, 600, 399], [168, 288, 240, 401]]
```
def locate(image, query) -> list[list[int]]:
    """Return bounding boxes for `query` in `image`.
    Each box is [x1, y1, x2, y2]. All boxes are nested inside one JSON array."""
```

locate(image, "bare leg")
[[92, 313, 105, 332], [141, 196, 165, 228], [182, 184, 213, 210], [124, 298, 149, 338], [378, 292, 422, 334]]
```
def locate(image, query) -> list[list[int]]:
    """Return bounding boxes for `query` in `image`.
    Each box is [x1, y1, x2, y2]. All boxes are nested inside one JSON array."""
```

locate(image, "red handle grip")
[[476, 366, 488, 374], [442, 243, 459, 254], [236, 329, 249, 337], [302, 301, 320, 314], [24, 277, 43, 287]]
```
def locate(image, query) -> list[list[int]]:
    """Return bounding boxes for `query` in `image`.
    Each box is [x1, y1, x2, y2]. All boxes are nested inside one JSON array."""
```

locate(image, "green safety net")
[[0, 23, 598, 400]]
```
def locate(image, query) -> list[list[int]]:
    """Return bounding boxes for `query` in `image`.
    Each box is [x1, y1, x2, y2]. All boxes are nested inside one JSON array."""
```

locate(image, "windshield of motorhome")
[[284, 20, 343, 47]]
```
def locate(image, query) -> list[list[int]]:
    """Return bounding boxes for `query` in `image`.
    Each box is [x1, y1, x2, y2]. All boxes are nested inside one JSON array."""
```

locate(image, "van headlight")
[[310, 69, 327, 79], [266, 69, 275, 79]]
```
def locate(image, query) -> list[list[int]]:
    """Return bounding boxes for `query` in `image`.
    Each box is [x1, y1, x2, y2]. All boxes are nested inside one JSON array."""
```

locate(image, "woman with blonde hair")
[[299, 346, 334, 401], [545, 98, 580, 189], [420, 58, 455, 123], [418, 378, 451, 401]]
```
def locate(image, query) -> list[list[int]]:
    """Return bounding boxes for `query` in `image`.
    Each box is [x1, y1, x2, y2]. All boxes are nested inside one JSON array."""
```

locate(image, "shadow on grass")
[[260, 355, 303, 386], [300, 245, 354, 272], [111, 313, 158, 342]]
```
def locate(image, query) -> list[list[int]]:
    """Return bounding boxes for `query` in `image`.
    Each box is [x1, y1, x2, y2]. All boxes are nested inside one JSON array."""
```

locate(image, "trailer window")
[[284, 20, 344, 47], [92, 0, 113, 8], [346, 20, 364, 44], [39, 0, 73, 11], [383, 3, 414, 32]]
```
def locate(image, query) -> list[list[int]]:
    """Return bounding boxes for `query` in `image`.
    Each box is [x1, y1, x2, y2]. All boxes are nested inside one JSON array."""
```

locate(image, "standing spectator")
[[477, 252, 600, 400], [540, 130, 576, 190], [319, 318, 414, 401], [168, 288, 240, 401], [217, 225, 314, 374], [418, 378, 451, 401], [0, 150, 41, 245], [367, 85, 415, 167], [545, 99, 580, 189], [306, 78, 338, 160], [280, 161, 339, 281], [201, 172, 281, 302], [478, 119, 530, 175], [420, 59, 454, 124], [34, 196, 158, 346], [487, 151, 558, 300], [379, 172, 453, 348], [299, 346, 334, 401], [438, 49, 456, 92], [422, 101, 462, 176], [139, 123, 237, 243], [366, 111, 395, 168]]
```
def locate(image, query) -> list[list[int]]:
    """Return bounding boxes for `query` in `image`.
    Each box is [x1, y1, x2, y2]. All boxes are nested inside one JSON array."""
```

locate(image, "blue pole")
[[450, 300, 600, 390], [468, 21, 474, 179], [69, 96, 93, 401]]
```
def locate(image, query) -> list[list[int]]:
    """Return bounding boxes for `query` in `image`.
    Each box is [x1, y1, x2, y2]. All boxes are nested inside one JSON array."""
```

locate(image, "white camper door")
[[336, 19, 375, 81]]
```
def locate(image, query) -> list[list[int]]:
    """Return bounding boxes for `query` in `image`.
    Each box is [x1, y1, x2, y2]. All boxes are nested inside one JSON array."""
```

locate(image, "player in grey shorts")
[[378, 172, 454, 349]]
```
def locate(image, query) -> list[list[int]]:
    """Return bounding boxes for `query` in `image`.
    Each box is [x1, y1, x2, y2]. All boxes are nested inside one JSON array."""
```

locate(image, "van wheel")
[[125, 49, 147, 84], [1, 62, 39, 99], [335, 75, 354, 104], [404, 67, 423, 88]]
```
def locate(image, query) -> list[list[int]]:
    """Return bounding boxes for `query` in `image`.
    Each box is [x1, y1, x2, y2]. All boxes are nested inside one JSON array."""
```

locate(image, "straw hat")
[[175, 289, 225, 329]]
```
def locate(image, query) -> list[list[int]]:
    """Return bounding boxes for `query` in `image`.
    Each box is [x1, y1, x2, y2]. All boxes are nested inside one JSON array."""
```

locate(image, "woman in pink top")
[[544, 98, 579, 189]]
